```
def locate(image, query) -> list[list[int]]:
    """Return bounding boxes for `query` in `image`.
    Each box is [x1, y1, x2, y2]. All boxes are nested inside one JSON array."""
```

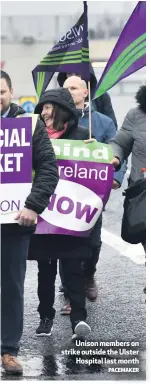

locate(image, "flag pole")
[[88, 81, 92, 139]]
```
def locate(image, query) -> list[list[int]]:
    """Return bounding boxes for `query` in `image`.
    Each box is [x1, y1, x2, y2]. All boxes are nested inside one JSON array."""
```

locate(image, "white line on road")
[[102, 228, 145, 265]]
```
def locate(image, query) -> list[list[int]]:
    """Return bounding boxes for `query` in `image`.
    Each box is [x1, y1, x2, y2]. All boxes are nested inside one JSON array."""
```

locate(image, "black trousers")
[[60, 215, 102, 283], [59, 241, 102, 292], [82, 240, 102, 278], [1, 233, 30, 357], [38, 258, 86, 331]]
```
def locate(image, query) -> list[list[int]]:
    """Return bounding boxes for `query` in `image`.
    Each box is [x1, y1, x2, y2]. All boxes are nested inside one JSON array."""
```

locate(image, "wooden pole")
[[88, 81, 92, 139]]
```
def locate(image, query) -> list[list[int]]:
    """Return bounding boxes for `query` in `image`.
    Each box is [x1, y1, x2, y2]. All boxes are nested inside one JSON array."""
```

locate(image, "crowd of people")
[[0, 68, 146, 375]]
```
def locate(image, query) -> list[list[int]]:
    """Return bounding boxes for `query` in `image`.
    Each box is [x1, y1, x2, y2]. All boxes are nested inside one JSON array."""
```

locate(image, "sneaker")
[[72, 334, 85, 342], [2, 354, 23, 375], [36, 317, 53, 336], [60, 302, 71, 315], [72, 321, 91, 340], [85, 277, 98, 301]]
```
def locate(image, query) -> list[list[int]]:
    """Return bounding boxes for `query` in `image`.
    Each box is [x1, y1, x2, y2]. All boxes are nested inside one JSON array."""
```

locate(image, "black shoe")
[[72, 321, 91, 340], [36, 317, 53, 336], [143, 287, 146, 294]]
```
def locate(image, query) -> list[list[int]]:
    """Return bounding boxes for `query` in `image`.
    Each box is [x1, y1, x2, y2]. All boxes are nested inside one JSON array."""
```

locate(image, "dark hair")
[[43, 103, 71, 131], [135, 85, 146, 114], [0, 70, 12, 89]]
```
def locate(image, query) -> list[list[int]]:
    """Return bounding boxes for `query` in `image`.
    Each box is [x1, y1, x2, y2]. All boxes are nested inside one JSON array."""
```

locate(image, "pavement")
[[1, 172, 146, 381]]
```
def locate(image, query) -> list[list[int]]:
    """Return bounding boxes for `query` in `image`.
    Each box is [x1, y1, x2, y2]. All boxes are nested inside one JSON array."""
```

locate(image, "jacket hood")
[[8, 103, 26, 117], [34, 88, 79, 125], [57, 63, 97, 97], [135, 85, 146, 114]]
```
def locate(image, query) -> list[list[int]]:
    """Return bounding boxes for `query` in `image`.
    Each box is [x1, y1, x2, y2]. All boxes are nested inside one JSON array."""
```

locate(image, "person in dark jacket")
[[57, 72, 120, 301], [59, 76, 126, 310], [110, 85, 146, 258], [57, 62, 118, 128], [28, 88, 97, 340], [110, 85, 146, 185], [0, 70, 59, 375]]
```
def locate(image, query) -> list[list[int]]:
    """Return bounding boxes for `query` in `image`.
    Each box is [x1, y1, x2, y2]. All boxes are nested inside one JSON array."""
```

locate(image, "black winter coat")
[[94, 93, 118, 129], [28, 118, 98, 262], [1, 103, 59, 236]]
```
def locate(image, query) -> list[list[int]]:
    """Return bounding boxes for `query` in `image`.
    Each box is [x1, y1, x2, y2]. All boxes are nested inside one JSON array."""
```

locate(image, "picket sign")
[[0, 118, 114, 237]]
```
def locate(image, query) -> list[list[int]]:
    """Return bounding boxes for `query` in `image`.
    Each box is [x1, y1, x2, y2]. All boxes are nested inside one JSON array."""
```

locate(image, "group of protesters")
[[0, 67, 146, 375]]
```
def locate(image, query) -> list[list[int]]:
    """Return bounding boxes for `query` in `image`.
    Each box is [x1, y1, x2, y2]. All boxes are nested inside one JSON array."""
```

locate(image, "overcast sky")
[[1, 1, 137, 16]]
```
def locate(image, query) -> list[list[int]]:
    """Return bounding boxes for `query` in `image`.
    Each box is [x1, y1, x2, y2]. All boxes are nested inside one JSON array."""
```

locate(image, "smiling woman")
[[41, 104, 54, 127], [28, 87, 97, 340], [41, 102, 71, 135]]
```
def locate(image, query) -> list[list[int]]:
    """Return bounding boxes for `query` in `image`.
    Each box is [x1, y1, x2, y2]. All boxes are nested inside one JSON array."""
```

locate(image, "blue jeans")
[[1, 232, 30, 356]]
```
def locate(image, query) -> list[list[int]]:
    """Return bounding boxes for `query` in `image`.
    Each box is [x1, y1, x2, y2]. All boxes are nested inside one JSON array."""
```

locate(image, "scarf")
[[46, 122, 68, 139]]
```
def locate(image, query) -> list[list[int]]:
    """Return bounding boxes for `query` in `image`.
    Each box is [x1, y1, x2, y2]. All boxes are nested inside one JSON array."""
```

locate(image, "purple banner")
[[36, 159, 114, 237], [0, 118, 32, 183], [0, 118, 32, 224]]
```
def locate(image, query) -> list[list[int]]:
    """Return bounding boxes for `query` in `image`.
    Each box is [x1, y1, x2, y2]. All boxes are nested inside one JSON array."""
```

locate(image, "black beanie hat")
[[34, 88, 78, 124]]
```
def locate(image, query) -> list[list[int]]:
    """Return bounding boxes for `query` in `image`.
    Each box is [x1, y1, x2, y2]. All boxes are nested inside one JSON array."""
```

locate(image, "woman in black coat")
[[28, 88, 95, 340]]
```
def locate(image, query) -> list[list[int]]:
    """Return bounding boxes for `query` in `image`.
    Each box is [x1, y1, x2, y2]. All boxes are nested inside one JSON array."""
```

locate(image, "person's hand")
[[15, 208, 37, 226], [110, 157, 120, 169], [112, 180, 120, 190], [84, 138, 96, 144]]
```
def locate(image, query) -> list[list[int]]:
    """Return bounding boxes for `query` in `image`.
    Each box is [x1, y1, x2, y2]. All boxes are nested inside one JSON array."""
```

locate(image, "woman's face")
[[41, 103, 54, 127]]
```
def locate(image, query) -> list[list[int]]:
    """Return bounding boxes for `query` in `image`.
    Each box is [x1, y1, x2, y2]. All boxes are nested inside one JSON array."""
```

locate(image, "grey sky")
[[1, 1, 137, 16]]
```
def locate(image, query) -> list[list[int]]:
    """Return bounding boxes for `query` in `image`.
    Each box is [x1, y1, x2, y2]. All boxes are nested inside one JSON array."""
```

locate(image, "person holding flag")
[[31, 0, 123, 311], [28, 87, 96, 340], [30, 1, 95, 339], [58, 75, 126, 314]]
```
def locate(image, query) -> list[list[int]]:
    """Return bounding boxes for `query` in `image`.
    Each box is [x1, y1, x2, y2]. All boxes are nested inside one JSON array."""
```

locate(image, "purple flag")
[[32, 1, 90, 98], [94, 1, 146, 99]]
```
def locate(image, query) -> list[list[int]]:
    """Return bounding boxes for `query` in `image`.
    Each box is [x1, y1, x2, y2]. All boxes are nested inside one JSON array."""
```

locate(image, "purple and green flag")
[[94, 1, 146, 99], [32, 1, 90, 98]]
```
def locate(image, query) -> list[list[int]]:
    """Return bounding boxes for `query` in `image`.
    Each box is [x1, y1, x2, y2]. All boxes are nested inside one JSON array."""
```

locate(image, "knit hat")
[[34, 88, 78, 124]]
